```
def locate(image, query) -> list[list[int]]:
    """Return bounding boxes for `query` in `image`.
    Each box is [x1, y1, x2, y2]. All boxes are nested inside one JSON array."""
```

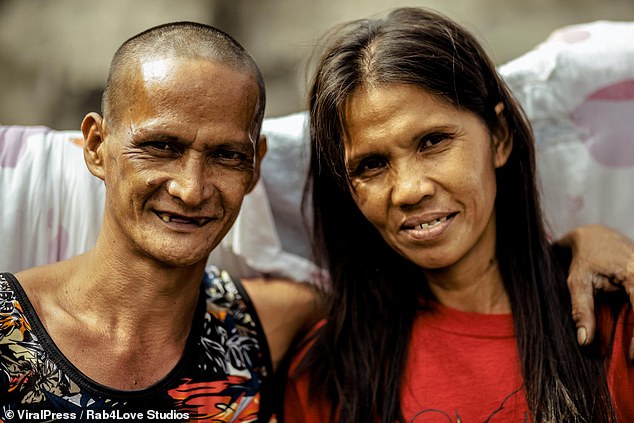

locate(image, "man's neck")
[[66, 246, 204, 332]]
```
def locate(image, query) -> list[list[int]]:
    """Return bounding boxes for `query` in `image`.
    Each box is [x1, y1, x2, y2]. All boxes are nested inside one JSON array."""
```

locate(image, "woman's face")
[[342, 83, 511, 275]]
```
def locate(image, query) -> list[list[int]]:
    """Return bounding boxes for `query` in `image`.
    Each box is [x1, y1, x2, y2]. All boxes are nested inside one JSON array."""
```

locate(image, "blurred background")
[[1, 0, 633, 129]]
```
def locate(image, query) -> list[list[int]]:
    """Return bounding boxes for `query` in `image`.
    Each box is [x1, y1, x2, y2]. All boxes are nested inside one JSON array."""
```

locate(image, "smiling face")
[[83, 57, 264, 267], [343, 83, 511, 276]]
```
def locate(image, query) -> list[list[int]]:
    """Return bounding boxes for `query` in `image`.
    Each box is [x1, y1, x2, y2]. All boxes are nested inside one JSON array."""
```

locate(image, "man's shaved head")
[[102, 21, 265, 138]]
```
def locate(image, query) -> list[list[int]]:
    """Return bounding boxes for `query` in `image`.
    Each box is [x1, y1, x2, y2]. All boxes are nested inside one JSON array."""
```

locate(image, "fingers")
[[567, 269, 597, 346], [561, 226, 634, 357]]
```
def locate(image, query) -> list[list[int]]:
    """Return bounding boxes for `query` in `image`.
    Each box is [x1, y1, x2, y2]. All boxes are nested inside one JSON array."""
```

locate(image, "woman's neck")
[[424, 255, 511, 314]]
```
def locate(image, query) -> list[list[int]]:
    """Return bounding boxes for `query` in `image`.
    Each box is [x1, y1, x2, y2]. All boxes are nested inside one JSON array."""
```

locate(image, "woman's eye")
[[419, 133, 450, 151], [362, 157, 386, 170], [349, 156, 387, 177]]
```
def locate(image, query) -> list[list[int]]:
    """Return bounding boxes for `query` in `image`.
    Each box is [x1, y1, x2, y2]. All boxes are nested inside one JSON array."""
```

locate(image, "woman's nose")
[[390, 165, 435, 207]]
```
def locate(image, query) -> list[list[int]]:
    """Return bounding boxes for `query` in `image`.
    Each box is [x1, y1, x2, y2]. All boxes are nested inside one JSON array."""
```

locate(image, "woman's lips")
[[401, 212, 458, 241], [401, 211, 458, 230]]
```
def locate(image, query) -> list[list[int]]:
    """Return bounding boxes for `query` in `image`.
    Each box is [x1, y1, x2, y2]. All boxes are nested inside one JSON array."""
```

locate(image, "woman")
[[285, 7, 633, 422]]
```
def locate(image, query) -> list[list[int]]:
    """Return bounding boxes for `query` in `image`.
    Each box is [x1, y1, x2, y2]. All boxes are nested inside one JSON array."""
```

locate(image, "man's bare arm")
[[558, 224, 634, 357]]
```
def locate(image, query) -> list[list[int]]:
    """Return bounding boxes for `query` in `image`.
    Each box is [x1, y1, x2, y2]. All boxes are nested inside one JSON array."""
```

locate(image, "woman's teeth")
[[418, 216, 447, 230]]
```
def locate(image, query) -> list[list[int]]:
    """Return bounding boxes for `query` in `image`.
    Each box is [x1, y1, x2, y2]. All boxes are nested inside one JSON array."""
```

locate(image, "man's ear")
[[247, 134, 267, 193], [492, 102, 513, 168], [81, 112, 107, 181]]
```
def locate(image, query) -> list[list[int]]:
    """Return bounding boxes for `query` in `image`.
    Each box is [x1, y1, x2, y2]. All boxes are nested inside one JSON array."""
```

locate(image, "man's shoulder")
[[0, 272, 26, 316], [200, 265, 262, 331], [0, 272, 36, 349], [201, 265, 248, 310], [197, 266, 274, 385]]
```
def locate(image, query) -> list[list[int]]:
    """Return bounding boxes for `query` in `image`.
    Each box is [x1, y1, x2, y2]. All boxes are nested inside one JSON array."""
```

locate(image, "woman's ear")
[[492, 102, 513, 168], [81, 112, 106, 181]]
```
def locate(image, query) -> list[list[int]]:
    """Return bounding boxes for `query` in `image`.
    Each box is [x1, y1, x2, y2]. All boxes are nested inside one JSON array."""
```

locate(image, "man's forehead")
[[141, 59, 171, 82], [130, 56, 259, 104], [107, 56, 261, 140], [135, 55, 251, 83], [111, 58, 259, 142]]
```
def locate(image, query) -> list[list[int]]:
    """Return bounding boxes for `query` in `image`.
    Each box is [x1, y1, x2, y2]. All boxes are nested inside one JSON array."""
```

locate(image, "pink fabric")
[[571, 80, 634, 167]]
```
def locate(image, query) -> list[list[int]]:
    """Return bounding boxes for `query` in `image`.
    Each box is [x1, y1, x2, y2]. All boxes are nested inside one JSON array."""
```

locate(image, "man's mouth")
[[155, 211, 212, 227]]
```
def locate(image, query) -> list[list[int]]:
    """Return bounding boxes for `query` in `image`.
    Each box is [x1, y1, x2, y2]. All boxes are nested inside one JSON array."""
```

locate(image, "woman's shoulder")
[[596, 293, 634, 421], [283, 318, 332, 423], [595, 292, 633, 354], [287, 318, 327, 375]]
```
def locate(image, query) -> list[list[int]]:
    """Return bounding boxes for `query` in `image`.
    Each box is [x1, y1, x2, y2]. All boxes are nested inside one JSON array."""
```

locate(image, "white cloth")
[[499, 21, 634, 239], [0, 126, 105, 273]]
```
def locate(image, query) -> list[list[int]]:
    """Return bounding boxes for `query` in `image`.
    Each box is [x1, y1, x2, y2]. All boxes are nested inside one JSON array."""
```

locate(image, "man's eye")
[[144, 141, 179, 153], [211, 150, 247, 161]]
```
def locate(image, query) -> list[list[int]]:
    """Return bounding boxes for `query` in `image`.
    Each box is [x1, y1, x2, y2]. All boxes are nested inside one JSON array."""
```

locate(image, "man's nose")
[[390, 165, 435, 207], [166, 155, 211, 206]]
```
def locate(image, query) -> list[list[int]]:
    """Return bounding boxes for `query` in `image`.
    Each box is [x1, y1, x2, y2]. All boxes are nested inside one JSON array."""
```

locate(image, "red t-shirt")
[[285, 303, 634, 422]]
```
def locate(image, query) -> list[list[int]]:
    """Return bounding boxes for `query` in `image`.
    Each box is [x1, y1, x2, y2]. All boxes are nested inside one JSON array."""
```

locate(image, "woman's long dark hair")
[[300, 7, 615, 422]]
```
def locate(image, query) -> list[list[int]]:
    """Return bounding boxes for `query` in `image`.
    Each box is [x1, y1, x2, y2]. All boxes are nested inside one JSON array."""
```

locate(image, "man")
[[0, 22, 316, 421]]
